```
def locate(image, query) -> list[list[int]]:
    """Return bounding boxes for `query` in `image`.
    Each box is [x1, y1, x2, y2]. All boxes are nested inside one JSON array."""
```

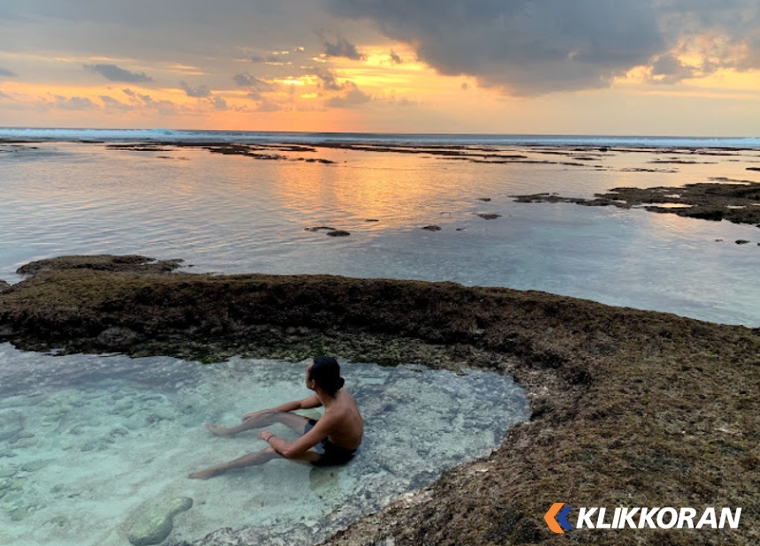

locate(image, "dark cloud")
[[84, 64, 153, 83], [314, 68, 343, 91], [322, 35, 364, 60], [389, 50, 403, 64], [212, 96, 228, 110], [256, 100, 282, 112], [325, 0, 664, 95], [655, 0, 760, 71], [180, 81, 211, 98], [134, 93, 180, 115], [233, 73, 273, 90], [100, 95, 131, 110], [325, 0, 760, 95], [53, 95, 96, 110], [326, 82, 371, 107], [0, 67, 16, 77], [649, 53, 698, 84]]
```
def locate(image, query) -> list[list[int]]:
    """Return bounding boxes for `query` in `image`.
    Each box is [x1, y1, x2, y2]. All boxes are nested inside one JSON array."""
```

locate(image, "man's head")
[[306, 356, 344, 397]]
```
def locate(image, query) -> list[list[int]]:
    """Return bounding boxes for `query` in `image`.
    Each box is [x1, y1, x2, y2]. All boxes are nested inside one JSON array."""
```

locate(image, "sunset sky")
[[2, 0, 760, 135]]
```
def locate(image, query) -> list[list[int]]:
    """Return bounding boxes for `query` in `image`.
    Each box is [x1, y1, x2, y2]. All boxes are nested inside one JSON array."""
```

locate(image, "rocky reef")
[[0, 255, 758, 545], [513, 180, 760, 229]]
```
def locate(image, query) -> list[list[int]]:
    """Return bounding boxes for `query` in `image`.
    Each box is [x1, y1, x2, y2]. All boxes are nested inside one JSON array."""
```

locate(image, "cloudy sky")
[[1, 0, 760, 135]]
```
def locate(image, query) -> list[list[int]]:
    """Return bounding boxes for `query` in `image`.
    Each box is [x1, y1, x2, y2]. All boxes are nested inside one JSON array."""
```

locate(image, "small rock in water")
[[365, 219, 380, 222], [477, 197, 492, 202], [126, 497, 193, 546], [736, 239, 751, 245], [0, 410, 24, 442], [44, 515, 68, 527], [9, 504, 35, 522], [304, 226, 336, 232], [21, 459, 52, 473], [477, 213, 501, 220], [326, 230, 350, 237], [421, 225, 442, 231]]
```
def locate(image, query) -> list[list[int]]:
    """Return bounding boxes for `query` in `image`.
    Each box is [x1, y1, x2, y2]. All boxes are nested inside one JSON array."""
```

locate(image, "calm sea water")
[[1, 129, 760, 326]]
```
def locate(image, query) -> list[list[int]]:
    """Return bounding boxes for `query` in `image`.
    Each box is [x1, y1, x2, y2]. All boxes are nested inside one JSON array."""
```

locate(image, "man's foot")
[[204, 423, 234, 437], [188, 468, 219, 480]]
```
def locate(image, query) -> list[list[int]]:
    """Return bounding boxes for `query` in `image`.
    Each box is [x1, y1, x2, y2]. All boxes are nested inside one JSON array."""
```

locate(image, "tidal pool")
[[0, 343, 529, 546]]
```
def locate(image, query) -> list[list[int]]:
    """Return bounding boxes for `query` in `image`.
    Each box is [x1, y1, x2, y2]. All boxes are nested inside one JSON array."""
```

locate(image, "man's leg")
[[205, 411, 310, 437], [188, 446, 322, 479]]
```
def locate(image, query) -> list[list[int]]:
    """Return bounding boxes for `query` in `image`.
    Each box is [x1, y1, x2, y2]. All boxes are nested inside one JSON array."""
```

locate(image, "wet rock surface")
[[0, 411, 24, 442], [0, 255, 758, 545], [513, 180, 760, 229], [126, 497, 193, 546]]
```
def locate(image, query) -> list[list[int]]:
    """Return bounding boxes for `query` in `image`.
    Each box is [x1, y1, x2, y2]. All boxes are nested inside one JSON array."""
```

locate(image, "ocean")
[[1, 128, 759, 326]]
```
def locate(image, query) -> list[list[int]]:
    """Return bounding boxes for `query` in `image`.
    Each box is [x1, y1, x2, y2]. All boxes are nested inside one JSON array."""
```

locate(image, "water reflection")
[[0, 142, 759, 325]]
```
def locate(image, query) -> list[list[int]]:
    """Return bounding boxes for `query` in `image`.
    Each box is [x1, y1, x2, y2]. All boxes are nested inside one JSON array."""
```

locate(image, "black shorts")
[[305, 418, 357, 467]]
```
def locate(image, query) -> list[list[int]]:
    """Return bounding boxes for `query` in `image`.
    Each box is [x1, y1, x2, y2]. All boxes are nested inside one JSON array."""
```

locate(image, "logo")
[[544, 504, 741, 534], [544, 503, 573, 534]]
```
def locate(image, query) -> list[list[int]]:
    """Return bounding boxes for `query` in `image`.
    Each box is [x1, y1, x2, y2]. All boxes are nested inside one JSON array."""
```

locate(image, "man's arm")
[[242, 394, 322, 421], [260, 412, 337, 459]]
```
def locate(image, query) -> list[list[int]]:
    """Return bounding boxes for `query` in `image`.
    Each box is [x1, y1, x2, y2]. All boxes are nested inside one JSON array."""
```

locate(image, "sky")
[[1, 0, 760, 135]]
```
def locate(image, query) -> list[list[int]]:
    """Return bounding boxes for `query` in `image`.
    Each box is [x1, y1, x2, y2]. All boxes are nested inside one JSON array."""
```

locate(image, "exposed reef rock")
[[16, 255, 183, 277], [125, 497, 193, 546], [0, 255, 758, 545], [421, 225, 442, 231], [513, 180, 760, 228], [305, 226, 337, 232], [0, 280, 10, 294]]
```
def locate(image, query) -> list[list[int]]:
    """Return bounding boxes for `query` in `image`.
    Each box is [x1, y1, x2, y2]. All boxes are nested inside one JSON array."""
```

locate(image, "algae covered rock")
[[0, 411, 24, 442], [126, 497, 193, 546]]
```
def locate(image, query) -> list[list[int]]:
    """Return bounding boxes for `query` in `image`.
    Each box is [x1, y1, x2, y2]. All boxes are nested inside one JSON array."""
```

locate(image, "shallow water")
[[1, 140, 759, 325], [0, 343, 529, 546]]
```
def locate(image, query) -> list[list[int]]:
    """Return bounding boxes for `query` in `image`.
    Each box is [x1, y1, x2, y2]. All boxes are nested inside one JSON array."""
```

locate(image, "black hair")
[[309, 356, 344, 396]]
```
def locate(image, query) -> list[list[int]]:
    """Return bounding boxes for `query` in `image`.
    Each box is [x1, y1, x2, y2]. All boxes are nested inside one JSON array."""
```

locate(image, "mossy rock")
[[126, 497, 193, 546]]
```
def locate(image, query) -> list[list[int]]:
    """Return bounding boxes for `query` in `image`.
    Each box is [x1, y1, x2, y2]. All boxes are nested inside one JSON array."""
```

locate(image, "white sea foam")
[[1, 127, 760, 148]]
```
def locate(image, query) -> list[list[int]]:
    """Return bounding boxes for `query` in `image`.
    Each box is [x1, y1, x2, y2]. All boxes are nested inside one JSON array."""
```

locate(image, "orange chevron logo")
[[545, 503, 573, 533]]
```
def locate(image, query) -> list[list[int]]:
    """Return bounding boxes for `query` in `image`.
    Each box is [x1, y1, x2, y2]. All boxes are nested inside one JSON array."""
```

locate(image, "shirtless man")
[[188, 356, 363, 479]]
